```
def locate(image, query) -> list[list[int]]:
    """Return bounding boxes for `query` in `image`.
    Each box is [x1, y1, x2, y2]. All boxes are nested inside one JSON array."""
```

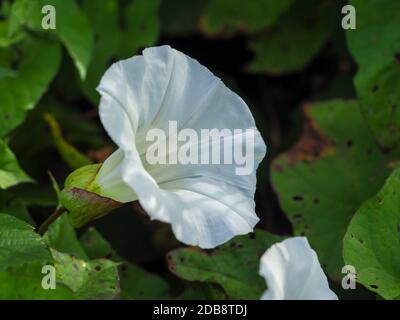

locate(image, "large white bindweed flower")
[[259, 237, 338, 300], [94, 45, 266, 249]]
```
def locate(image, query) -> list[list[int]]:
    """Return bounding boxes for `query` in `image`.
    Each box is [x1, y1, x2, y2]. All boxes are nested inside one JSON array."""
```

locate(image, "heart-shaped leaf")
[[343, 168, 400, 300]]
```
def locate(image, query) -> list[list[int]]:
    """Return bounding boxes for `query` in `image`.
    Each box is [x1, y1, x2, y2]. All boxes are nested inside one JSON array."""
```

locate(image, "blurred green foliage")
[[0, 0, 399, 300]]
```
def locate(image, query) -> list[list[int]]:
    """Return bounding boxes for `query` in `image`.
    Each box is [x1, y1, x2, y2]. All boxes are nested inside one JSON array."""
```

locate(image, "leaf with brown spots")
[[51, 249, 120, 300], [344, 168, 400, 299], [271, 100, 390, 278], [281, 104, 335, 166], [79, 227, 170, 300]]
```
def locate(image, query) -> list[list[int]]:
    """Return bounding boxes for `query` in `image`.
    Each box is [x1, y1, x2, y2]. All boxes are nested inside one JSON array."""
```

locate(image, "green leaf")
[[81, 0, 121, 103], [347, 0, 400, 149], [43, 113, 92, 169], [202, 0, 295, 37], [0, 213, 51, 271], [119, 0, 160, 58], [167, 230, 283, 299], [48, 0, 93, 79], [44, 213, 88, 260], [80, 227, 170, 300], [38, 0, 94, 79], [80, 227, 116, 260], [270, 100, 390, 278], [51, 249, 120, 300], [0, 248, 120, 300], [0, 263, 75, 300], [9, 0, 94, 79], [0, 139, 31, 189], [7, 0, 34, 37], [0, 221, 119, 299], [343, 168, 400, 300], [249, 0, 338, 74], [0, 38, 61, 137]]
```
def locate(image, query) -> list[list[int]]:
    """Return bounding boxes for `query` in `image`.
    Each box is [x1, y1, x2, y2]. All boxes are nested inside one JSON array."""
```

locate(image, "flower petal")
[[94, 149, 138, 203], [259, 237, 338, 300], [143, 176, 258, 248]]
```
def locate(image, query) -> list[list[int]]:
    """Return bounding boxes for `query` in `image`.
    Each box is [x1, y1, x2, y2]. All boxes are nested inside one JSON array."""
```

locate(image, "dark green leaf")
[[0, 190, 34, 225], [202, 0, 295, 37], [249, 0, 338, 74], [160, 0, 205, 37], [81, 0, 120, 103], [119, 0, 160, 58], [0, 21, 24, 47], [0, 38, 61, 137], [347, 0, 400, 149]]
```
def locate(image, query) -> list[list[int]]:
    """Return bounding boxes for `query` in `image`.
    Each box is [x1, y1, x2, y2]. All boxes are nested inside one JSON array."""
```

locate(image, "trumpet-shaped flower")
[[94, 46, 266, 248], [260, 237, 338, 300]]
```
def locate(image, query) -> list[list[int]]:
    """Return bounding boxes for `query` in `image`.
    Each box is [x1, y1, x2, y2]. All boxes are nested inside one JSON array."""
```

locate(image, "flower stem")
[[38, 207, 67, 236]]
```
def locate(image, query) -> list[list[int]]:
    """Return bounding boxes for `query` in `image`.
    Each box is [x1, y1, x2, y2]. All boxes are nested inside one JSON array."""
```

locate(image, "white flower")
[[259, 237, 338, 300], [94, 45, 266, 249]]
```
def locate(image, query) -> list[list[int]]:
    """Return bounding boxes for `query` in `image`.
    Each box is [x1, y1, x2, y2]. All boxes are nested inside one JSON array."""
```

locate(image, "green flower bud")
[[60, 164, 122, 227]]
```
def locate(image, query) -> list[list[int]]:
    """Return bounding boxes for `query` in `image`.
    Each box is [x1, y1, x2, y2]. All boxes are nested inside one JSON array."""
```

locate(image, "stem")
[[38, 207, 67, 236]]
